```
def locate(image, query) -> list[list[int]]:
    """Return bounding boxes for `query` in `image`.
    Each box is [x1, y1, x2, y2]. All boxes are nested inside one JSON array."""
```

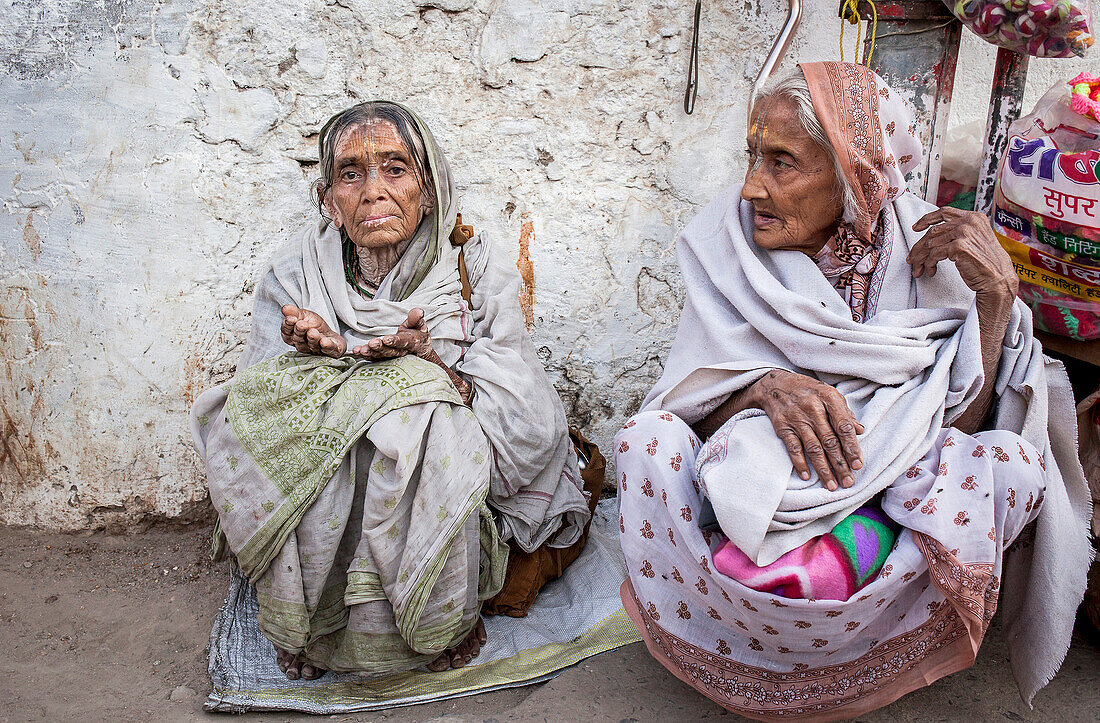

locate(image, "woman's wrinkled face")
[[324, 119, 424, 248], [741, 97, 844, 256]]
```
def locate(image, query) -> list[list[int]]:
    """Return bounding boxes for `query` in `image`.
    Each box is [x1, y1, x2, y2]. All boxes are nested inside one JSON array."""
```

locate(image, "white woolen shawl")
[[643, 184, 1093, 702]]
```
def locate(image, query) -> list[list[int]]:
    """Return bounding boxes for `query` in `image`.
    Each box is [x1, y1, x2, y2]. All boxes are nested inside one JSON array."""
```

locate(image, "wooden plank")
[[1036, 330, 1100, 368]]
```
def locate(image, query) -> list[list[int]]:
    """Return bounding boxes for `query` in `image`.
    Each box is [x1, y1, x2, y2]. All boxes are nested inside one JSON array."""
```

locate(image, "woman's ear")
[[323, 191, 343, 229]]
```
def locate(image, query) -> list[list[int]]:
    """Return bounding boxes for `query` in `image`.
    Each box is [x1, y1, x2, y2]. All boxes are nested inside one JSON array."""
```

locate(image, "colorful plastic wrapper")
[[1070, 72, 1100, 122], [947, 0, 1093, 58], [992, 79, 1100, 341]]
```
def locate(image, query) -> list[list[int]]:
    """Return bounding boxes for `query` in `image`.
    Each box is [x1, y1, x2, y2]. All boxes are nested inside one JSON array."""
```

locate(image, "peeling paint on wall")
[[517, 216, 536, 331], [22, 214, 40, 261]]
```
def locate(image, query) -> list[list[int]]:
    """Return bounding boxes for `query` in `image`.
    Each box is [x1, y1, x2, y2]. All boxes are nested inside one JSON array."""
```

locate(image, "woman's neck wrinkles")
[[356, 237, 412, 288]]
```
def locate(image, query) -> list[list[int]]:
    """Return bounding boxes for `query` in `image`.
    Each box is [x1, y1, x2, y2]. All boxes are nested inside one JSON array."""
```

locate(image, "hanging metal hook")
[[747, 0, 803, 124], [684, 1, 701, 115]]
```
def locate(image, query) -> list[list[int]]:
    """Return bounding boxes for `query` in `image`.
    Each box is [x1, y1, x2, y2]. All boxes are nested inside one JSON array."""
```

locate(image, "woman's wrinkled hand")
[[350, 308, 433, 360], [908, 207, 1019, 303], [747, 369, 865, 491], [281, 305, 347, 358]]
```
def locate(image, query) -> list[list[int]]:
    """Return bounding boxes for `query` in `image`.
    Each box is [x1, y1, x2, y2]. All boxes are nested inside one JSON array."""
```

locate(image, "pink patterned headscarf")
[[798, 62, 923, 321], [799, 61, 923, 243]]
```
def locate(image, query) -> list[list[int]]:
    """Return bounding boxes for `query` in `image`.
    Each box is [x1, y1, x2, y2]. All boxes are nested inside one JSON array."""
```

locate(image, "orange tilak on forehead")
[[747, 99, 834, 178], [335, 120, 410, 169], [361, 119, 391, 156], [748, 100, 775, 148]]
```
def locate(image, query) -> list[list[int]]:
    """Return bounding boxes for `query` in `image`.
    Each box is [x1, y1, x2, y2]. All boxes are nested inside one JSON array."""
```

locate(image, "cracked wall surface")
[[2, 0, 1095, 530]]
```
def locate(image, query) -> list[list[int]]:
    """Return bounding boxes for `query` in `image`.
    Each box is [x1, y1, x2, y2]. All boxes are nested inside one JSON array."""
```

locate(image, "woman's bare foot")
[[427, 618, 487, 671], [275, 646, 325, 680]]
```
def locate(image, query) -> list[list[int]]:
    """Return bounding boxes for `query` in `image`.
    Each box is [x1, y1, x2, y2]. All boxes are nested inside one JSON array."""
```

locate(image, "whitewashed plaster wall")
[[1, 0, 1095, 530]]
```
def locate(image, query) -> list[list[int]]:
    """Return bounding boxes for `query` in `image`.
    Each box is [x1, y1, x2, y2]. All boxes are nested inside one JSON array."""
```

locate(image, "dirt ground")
[[1, 523, 1098, 723]]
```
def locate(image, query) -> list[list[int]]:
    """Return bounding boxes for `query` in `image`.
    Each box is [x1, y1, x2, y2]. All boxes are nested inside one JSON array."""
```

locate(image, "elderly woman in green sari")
[[190, 102, 590, 680]]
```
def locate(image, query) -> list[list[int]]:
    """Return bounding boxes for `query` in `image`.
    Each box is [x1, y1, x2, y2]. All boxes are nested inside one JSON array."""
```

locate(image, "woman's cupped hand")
[[280, 306, 434, 361], [349, 308, 433, 360], [747, 370, 865, 491], [281, 305, 347, 358]]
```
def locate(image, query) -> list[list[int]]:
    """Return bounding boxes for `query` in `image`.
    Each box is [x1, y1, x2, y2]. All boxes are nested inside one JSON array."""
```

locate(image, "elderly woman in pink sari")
[[616, 62, 1092, 721]]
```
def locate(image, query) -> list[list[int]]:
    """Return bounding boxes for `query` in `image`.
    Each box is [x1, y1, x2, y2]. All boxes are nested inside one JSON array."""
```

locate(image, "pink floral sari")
[[618, 414, 1043, 721]]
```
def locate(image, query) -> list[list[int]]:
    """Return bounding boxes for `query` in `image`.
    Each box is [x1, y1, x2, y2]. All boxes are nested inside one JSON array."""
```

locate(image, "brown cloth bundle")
[[483, 429, 605, 617]]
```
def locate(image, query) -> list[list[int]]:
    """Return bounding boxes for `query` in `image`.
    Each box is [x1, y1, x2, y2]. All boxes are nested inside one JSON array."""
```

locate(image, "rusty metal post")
[[974, 48, 1030, 215], [842, 1, 962, 204]]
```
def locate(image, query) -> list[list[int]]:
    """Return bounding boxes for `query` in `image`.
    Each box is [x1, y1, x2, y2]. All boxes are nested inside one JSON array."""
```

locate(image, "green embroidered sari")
[[201, 352, 508, 672]]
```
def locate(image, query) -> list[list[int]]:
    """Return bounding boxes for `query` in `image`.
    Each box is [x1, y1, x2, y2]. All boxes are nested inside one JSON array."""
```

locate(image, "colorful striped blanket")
[[712, 503, 899, 601]]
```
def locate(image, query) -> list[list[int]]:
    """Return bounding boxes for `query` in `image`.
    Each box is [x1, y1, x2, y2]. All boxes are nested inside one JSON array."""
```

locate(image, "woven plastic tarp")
[[205, 499, 640, 713]]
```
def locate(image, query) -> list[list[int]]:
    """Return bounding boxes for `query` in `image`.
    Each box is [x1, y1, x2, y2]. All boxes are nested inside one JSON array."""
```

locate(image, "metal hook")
[[747, 0, 803, 124], [684, 1, 701, 115]]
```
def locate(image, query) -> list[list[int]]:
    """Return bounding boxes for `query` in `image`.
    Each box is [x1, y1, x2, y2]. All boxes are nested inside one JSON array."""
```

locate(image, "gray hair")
[[312, 101, 436, 222], [753, 69, 859, 225]]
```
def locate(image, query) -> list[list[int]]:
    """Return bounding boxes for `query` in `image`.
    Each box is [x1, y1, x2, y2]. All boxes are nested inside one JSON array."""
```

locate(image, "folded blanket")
[[712, 503, 899, 601]]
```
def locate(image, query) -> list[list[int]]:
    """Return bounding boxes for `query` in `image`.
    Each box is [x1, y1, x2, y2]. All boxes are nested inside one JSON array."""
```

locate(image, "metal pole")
[[845, 1, 962, 204], [748, 0, 803, 124], [974, 48, 1030, 216], [684, 1, 701, 114]]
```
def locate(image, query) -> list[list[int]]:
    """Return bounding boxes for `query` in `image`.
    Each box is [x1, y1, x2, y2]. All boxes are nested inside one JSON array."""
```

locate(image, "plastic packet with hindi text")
[[992, 78, 1100, 340]]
